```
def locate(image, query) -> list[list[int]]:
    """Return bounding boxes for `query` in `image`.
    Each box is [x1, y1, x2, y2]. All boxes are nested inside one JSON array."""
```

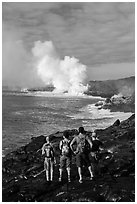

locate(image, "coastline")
[[2, 90, 105, 100], [2, 91, 134, 156]]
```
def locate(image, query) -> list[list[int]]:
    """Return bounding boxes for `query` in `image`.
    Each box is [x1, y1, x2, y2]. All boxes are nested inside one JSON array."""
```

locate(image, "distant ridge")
[[3, 76, 135, 98], [86, 76, 135, 98]]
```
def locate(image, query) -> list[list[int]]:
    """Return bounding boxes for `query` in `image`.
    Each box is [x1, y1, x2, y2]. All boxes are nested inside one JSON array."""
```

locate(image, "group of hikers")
[[41, 127, 103, 184]]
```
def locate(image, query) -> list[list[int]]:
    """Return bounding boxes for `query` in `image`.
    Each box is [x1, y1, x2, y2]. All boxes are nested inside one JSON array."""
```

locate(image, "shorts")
[[44, 157, 54, 171], [89, 152, 99, 164], [76, 152, 91, 167], [60, 155, 71, 169]]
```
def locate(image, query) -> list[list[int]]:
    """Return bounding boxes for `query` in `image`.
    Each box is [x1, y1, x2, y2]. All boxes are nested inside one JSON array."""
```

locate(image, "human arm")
[[52, 146, 56, 164], [50, 144, 56, 164], [41, 144, 45, 155], [86, 137, 93, 149], [70, 137, 77, 154], [59, 141, 63, 151]]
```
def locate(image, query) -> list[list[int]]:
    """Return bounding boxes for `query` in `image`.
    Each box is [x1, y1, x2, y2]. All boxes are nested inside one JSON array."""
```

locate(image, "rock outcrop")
[[94, 92, 135, 113], [2, 115, 135, 202]]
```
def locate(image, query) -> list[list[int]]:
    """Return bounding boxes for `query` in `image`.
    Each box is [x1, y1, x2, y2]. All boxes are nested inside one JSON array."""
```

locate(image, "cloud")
[[2, 2, 135, 84], [2, 24, 43, 88], [87, 63, 135, 81]]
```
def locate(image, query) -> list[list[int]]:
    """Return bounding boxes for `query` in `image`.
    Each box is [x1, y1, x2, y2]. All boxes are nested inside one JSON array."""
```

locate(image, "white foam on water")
[[13, 110, 37, 116], [68, 104, 132, 130], [4, 90, 105, 100], [69, 104, 132, 120], [26, 91, 104, 99]]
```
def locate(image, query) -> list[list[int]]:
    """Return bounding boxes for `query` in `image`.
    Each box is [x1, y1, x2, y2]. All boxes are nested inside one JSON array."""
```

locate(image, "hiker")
[[42, 136, 56, 182], [70, 127, 93, 183], [91, 132, 103, 152], [90, 132, 103, 177], [59, 131, 72, 183]]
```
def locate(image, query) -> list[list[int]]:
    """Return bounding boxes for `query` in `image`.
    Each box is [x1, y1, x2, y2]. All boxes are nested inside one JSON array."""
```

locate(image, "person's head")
[[63, 130, 69, 139], [46, 136, 50, 143], [79, 126, 85, 134], [92, 132, 97, 140]]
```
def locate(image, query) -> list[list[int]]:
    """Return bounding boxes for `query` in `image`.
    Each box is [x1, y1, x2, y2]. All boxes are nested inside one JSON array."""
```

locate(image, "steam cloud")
[[32, 41, 88, 95], [3, 25, 88, 95]]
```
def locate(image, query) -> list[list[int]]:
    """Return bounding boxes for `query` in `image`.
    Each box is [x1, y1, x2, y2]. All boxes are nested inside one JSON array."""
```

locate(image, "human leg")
[[59, 169, 63, 181], [88, 165, 94, 179], [76, 154, 83, 183], [91, 152, 100, 177], [44, 158, 50, 181], [66, 157, 71, 182], [66, 167, 71, 182], [78, 167, 83, 183], [59, 156, 65, 181], [50, 160, 54, 181], [91, 163, 95, 177], [46, 170, 49, 181], [82, 153, 93, 179]]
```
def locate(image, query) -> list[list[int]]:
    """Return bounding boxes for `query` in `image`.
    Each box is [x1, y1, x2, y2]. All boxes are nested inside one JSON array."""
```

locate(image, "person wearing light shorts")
[[42, 136, 56, 182]]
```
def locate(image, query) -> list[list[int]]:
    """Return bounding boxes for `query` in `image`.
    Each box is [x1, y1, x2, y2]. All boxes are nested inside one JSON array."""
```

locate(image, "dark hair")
[[63, 130, 69, 139], [79, 126, 85, 134]]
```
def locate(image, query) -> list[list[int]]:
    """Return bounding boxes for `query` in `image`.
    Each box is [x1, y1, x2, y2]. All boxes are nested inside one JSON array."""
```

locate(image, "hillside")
[[86, 76, 135, 98], [2, 114, 135, 202]]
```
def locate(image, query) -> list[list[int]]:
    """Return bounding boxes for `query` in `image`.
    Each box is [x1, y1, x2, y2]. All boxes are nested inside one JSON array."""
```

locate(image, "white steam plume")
[[3, 26, 88, 95], [32, 41, 88, 95]]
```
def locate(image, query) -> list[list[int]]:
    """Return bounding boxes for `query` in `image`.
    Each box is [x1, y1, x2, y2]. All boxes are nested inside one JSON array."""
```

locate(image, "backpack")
[[91, 139, 102, 152], [43, 143, 54, 158], [61, 140, 71, 156], [77, 135, 89, 153]]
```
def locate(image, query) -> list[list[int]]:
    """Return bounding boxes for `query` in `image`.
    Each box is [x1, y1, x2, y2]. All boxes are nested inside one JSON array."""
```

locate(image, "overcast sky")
[[2, 2, 135, 83]]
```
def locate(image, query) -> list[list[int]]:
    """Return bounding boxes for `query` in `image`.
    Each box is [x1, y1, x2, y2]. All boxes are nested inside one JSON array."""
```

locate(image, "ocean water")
[[2, 91, 132, 155]]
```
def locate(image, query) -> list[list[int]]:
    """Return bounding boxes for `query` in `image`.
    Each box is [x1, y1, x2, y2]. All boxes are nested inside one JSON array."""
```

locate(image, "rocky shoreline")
[[2, 114, 135, 202], [95, 95, 135, 113]]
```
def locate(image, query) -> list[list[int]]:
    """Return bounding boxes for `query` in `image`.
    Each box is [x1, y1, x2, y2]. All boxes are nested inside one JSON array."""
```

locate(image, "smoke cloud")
[[32, 41, 88, 95]]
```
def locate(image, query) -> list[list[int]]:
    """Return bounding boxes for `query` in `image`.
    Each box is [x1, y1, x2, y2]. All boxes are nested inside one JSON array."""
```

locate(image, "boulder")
[[113, 119, 120, 126], [95, 101, 104, 106]]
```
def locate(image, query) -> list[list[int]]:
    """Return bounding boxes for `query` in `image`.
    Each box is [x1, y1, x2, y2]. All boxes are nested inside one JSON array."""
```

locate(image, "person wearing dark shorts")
[[70, 127, 93, 183], [76, 152, 91, 167], [90, 132, 103, 177], [59, 131, 72, 182]]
